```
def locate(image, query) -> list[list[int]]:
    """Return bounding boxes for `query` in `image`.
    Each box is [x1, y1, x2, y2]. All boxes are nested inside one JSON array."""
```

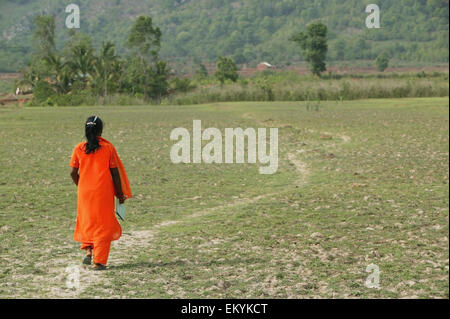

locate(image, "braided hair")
[[84, 115, 103, 154]]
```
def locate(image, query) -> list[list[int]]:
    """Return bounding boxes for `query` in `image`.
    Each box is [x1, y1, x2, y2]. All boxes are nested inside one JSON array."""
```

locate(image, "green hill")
[[0, 0, 448, 72]]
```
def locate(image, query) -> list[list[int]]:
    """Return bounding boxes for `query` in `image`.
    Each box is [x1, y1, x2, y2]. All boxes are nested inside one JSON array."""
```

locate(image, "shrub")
[[170, 77, 196, 93], [33, 80, 56, 104], [376, 53, 390, 72]]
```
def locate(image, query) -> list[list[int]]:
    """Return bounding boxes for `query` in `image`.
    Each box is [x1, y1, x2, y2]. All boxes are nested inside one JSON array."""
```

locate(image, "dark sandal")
[[83, 255, 92, 265], [92, 263, 107, 271]]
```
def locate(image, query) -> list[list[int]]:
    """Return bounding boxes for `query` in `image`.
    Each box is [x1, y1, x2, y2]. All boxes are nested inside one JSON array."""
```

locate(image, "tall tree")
[[215, 56, 238, 86], [128, 16, 162, 63], [127, 16, 165, 101], [149, 60, 170, 104], [290, 22, 328, 76], [43, 53, 72, 94], [23, 14, 56, 87], [33, 15, 55, 59], [66, 34, 95, 89], [93, 42, 121, 96], [195, 63, 209, 79]]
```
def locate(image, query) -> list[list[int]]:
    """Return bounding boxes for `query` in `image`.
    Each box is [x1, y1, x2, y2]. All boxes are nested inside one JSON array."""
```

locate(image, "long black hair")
[[84, 115, 103, 154]]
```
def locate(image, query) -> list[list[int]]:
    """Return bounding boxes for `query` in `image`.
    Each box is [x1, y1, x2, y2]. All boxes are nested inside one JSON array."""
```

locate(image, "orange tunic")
[[70, 137, 131, 244]]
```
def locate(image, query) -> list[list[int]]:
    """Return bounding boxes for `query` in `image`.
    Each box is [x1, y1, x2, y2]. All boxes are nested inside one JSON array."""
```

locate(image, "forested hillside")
[[0, 0, 448, 72]]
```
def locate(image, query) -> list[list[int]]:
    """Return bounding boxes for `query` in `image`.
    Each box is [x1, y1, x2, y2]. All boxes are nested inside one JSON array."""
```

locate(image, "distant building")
[[257, 62, 273, 71]]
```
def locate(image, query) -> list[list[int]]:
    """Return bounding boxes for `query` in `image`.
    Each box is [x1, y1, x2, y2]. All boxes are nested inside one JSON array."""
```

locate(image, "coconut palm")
[[18, 63, 43, 90], [67, 42, 95, 89], [43, 53, 72, 94], [93, 41, 121, 96]]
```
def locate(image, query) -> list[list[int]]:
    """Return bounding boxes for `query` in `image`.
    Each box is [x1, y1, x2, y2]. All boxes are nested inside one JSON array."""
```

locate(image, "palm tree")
[[43, 53, 72, 94], [18, 63, 42, 90], [93, 42, 121, 96], [67, 43, 95, 89]]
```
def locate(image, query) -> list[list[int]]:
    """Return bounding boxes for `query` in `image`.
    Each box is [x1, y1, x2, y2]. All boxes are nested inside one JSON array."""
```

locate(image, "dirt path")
[[116, 110, 313, 253], [112, 141, 311, 262]]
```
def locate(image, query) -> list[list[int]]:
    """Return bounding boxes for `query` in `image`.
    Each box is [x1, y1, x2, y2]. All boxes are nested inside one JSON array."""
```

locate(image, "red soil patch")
[[0, 73, 20, 80], [0, 93, 31, 106]]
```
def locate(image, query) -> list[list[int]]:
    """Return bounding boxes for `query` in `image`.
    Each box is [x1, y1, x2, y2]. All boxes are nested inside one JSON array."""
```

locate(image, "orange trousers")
[[81, 241, 111, 265]]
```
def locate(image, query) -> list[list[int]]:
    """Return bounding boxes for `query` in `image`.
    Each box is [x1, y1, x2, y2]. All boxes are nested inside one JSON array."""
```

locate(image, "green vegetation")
[[32, 15, 56, 59], [0, 97, 448, 298], [195, 64, 209, 80], [376, 53, 390, 72], [0, 0, 448, 72], [20, 15, 170, 106], [215, 56, 239, 86], [166, 71, 449, 105], [290, 22, 328, 76], [2, 3, 447, 107], [126, 15, 168, 102], [15, 12, 450, 107], [12, 13, 450, 107], [0, 78, 15, 95]]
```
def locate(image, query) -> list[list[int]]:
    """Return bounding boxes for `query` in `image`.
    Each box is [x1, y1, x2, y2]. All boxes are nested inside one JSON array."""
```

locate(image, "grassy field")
[[0, 97, 448, 298]]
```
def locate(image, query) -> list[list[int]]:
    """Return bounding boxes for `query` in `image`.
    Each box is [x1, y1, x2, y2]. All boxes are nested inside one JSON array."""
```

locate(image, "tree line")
[[19, 14, 258, 105], [19, 15, 170, 105], [19, 14, 399, 106]]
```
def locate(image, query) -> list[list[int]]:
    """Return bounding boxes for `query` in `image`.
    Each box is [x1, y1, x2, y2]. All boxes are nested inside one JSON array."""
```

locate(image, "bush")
[[376, 53, 390, 72], [33, 80, 56, 104], [256, 79, 275, 101], [42, 89, 96, 106], [170, 77, 196, 93]]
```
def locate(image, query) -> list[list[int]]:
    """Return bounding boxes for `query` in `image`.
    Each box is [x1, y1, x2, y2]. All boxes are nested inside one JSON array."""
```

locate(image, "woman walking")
[[69, 116, 132, 270]]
